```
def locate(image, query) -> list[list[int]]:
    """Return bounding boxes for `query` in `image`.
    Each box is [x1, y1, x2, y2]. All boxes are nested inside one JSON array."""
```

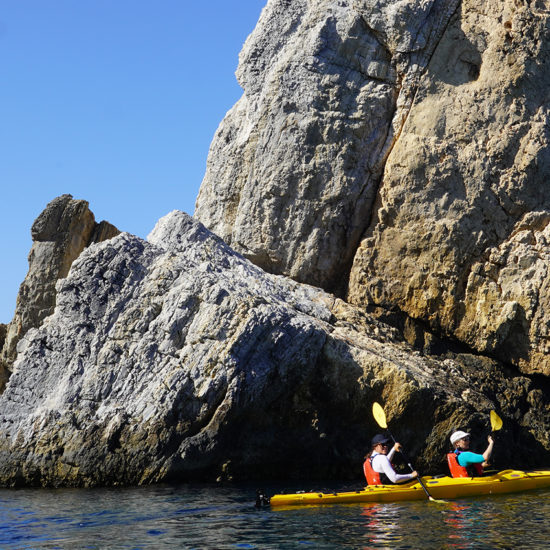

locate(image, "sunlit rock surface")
[[348, 0, 550, 376], [197, 0, 550, 376], [195, 0, 461, 292]]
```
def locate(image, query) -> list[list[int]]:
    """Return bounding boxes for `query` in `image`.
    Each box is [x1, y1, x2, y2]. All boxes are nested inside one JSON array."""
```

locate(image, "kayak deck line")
[[268, 469, 550, 507]]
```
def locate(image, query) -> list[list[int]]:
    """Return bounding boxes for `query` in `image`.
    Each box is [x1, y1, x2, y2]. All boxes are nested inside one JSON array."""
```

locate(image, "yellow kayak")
[[269, 469, 550, 507]]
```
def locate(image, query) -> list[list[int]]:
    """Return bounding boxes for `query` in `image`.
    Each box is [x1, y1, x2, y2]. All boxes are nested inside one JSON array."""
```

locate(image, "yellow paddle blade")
[[490, 410, 503, 431], [372, 402, 387, 429]]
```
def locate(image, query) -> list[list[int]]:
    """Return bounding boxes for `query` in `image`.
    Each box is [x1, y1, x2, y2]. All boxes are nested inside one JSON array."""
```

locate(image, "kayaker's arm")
[[482, 435, 494, 465], [374, 454, 418, 484]]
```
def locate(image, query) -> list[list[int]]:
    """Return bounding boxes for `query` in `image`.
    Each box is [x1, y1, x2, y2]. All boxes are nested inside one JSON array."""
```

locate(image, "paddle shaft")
[[385, 430, 435, 501]]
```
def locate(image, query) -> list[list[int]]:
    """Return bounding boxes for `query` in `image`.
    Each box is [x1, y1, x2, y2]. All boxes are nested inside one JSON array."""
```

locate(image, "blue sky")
[[0, 0, 266, 323]]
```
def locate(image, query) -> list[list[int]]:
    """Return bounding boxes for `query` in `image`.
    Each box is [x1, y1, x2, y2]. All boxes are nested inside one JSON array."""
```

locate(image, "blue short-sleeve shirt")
[[457, 451, 484, 467]]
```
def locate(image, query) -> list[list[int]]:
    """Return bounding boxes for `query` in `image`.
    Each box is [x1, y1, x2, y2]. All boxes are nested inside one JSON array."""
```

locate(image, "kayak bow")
[[269, 469, 550, 507]]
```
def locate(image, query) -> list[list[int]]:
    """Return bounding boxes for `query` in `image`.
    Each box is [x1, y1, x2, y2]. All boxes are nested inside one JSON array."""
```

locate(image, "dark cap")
[[371, 434, 391, 446]]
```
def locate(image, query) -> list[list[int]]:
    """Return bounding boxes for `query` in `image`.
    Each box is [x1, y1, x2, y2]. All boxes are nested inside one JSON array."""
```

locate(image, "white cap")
[[450, 430, 470, 445]]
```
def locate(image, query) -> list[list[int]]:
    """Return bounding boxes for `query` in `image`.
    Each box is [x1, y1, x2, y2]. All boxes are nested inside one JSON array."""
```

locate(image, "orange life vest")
[[363, 456, 382, 485], [447, 451, 484, 478]]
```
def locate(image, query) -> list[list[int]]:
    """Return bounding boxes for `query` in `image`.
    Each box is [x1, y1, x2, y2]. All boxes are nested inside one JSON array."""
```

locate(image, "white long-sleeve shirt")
[[371, 450, 416, 484]]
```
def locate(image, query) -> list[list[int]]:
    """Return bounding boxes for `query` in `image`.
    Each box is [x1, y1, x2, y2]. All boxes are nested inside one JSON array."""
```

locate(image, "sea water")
[[0, 482, 549, 549]]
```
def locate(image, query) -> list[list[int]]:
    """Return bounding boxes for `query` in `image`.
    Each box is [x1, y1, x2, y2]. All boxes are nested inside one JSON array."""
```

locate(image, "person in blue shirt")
[[447, 430, 494, 477]]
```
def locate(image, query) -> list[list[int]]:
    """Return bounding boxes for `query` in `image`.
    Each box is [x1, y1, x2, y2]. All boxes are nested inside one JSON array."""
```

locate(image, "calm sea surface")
[[0, 481, 549, 549]]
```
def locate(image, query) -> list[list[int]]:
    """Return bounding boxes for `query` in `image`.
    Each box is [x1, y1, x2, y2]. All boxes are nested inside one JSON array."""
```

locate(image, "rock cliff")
[[196, 0, 550, 376], [0, 212, 547, 486], [348, 0, 550, 377], [195, 0, 462, 292], [1, 0, 550, 487], [0, 195, 119, 390]]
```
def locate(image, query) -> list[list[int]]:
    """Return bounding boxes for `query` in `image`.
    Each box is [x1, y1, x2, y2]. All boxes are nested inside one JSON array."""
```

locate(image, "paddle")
[[372, 402, 445, 503], [490, 410, 503, 433], [483, 410, 503, 472]]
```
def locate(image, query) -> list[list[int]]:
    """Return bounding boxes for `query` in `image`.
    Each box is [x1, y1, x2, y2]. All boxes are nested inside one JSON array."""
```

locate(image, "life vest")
[[363, 454, 392, 485], [447, 450, 484, 478]]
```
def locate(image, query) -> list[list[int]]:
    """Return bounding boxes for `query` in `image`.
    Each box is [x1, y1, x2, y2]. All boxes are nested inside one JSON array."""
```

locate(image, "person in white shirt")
[[363, 434, 418, 485]]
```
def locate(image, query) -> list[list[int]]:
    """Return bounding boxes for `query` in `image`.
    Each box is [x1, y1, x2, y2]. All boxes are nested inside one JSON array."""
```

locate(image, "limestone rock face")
[[195, 0, 461, 292], [0, 212, 547, 486], [197, 0, 550, 375], [0, 195, 119, 388], [348, 0, 550, 375]]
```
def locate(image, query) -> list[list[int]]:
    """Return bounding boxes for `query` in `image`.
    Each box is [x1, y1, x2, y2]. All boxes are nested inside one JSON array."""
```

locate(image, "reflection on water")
[[0, 483, 549, 549]]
